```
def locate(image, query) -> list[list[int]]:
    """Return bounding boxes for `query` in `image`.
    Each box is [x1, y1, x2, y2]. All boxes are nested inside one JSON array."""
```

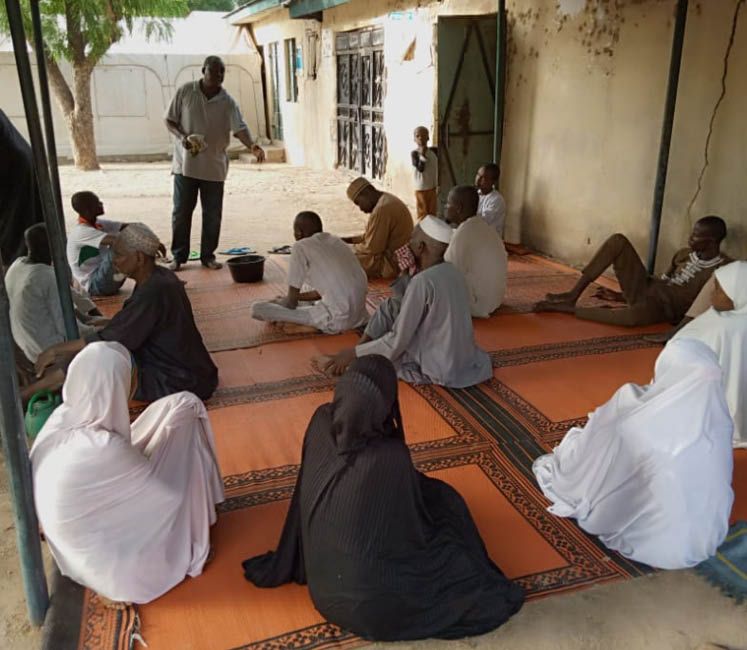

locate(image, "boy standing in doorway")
[[411, 126, 438, 220]]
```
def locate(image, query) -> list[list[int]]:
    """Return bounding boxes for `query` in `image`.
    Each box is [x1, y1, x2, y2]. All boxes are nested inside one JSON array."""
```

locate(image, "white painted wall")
[[0, 12, 266, 159]]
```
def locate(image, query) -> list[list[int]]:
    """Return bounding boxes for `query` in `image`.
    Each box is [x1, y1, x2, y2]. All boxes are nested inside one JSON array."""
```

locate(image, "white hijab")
[[673, 261, 747, 447], [33, 341, 133, 447], [534, 338, 734, 569]]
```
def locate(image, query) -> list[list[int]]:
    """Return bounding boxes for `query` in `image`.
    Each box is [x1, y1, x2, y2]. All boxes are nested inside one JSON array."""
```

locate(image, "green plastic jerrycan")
[[24, 390, 62, 438]]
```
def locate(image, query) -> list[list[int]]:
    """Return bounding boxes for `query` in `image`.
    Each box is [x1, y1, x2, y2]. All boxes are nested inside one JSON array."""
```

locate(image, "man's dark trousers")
[[171, 173, 224, 264]]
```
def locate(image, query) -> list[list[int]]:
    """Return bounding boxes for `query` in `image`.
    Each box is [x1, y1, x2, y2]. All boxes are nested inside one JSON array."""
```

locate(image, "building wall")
[[249, 0, 747, 270], [0, 51, 265, 159]]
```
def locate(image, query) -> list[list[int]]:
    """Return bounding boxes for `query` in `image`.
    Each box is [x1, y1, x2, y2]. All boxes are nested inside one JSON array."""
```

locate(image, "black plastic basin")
[[227, 254, 265, 283]]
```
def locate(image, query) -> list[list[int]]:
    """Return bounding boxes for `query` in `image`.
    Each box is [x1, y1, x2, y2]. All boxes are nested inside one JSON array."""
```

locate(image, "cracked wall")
[[249, 0, 746, 269]]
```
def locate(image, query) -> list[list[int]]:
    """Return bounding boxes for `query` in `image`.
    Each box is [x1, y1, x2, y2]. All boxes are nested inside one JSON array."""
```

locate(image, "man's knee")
[[604, 233, 632, 252]]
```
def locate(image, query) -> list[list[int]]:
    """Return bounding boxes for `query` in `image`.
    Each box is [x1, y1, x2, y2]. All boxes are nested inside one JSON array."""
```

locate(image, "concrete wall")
[[0, 51, 265, 159], [249, 0, 747, 270]]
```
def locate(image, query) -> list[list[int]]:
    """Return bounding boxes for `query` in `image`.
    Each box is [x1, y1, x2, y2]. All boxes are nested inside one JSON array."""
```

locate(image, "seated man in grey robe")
[[318, 216, 492, 388]]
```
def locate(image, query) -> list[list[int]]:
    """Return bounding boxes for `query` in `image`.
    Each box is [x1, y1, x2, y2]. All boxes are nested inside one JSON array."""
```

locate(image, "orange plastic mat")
[[75, 263, 747, 650], [94, 254, 614, 353]]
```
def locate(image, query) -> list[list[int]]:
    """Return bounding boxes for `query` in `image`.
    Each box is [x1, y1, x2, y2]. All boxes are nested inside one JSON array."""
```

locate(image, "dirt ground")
[[1, 161, 746, 650]]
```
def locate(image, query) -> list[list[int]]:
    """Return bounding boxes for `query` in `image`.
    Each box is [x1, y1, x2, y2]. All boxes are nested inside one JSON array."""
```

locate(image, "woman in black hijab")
[[242, 355, 524, 641]]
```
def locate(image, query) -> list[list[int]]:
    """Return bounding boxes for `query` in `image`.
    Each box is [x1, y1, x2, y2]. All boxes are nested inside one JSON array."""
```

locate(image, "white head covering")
[[33, 341, 133, 446], [533, 337, 734, 569], [119, 223, 161, 257], [419, 215, 453, 244], [714, 261, 747, 314]]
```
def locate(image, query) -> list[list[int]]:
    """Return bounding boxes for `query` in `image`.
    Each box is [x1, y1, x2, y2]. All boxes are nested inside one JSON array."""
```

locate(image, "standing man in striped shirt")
[[165, 56, 265, 271]]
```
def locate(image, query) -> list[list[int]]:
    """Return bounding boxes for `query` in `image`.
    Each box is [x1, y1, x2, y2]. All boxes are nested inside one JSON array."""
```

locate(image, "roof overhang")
[[227, 0, 285, 25], [289, 0, 353, 19]]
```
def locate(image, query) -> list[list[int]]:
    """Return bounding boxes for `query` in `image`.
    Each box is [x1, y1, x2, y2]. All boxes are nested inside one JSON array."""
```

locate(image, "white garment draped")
[[30, 341, 225, 603], [673, 260, 747, 448], [533, 338, 733, 569]]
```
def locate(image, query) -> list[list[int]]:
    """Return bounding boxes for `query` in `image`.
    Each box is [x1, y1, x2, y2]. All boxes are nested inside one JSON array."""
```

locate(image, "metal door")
[[336, 27, 385, 179], [437, 16, 497, 208], [268, 42, 284, 141]]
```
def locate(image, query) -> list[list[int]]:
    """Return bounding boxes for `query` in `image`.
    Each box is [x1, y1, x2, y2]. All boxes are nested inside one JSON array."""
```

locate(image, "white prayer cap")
[[118, 223, 161, 257], [419, 215, 453, 244]]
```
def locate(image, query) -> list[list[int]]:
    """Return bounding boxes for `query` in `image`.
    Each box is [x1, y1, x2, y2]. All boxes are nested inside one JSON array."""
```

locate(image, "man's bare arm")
[[342, 235, 364, 244], [165, 119, 190, 150], [234, 129, 265, 162], [35, 339, 86, 377]]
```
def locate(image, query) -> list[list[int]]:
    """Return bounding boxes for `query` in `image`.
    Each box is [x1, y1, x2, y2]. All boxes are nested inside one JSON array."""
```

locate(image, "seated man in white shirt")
[[475, 163, 507, 237], [251, 211, 368, 334], [444, 185, 507, 318], [7, 223, 102, 363], [66, 191, 127, 296]]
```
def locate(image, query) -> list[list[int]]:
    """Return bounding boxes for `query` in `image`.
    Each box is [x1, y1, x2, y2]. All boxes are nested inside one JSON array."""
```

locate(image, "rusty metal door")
[[336, 27, 385, 179], [437, 16, 497, 209]]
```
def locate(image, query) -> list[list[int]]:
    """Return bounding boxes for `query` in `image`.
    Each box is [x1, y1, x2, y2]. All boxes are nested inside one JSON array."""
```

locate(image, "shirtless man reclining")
[[535, 216, 730, 327]]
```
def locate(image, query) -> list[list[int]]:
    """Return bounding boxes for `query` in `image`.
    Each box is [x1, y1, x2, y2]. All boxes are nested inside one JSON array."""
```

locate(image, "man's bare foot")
[[311, 355, 336, 377], [592, 287, 625, 303], [544, 290, 577, 303], [642, 331, 673, 345], [98, 595, 132, 610], [277, 322, 320, 336], [535, 300, 576, 314]]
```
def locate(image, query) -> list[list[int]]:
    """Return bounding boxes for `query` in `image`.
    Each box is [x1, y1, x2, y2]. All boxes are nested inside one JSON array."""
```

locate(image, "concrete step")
[[238, 143, 285, 164]]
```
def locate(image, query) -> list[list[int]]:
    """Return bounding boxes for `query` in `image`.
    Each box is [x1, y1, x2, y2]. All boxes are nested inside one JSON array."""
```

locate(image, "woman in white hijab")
[[533, 338, 733, 569], [672, 260, 747, 448], [30, 341, 224, 604]]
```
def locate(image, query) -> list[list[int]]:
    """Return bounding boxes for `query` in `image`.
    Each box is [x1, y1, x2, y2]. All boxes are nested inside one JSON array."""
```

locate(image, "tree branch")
[[45, 52, 74, 117]]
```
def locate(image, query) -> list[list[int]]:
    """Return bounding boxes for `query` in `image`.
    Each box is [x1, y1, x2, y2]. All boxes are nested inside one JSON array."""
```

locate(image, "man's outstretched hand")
[[252, 144, 266, 163], [323, 348, 356, 376]]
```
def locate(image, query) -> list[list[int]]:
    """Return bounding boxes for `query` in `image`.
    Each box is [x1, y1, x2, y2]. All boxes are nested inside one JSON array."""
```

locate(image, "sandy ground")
[[1, 161, 746, 650]]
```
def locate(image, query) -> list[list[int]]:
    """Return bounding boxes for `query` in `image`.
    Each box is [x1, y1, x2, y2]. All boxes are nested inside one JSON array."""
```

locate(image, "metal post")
[[492, 0, 507, 165], [647, 0, 688, 273], [29, 0, 65, 233], [0, 253, 49, 626], [5, 0, 79, 341]]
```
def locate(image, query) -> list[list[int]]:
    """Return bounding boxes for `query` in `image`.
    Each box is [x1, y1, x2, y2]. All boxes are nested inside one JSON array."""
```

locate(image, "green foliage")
[[0, 0, 190, 67], [187, 0, 235, 12]]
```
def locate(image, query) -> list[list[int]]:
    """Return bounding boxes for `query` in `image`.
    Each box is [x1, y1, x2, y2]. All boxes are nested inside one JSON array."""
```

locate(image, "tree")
[[1, 0, 188, 170], [187, 0, 234, 11]]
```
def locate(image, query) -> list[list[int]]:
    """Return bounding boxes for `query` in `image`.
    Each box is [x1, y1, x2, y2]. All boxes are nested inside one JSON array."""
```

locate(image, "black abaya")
[[0, 110, 43, 265], [243, 356, 524, 641]]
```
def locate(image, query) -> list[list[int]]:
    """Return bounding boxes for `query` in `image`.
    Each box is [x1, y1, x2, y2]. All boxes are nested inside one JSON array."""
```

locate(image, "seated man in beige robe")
[[343, 177, 413, 279]]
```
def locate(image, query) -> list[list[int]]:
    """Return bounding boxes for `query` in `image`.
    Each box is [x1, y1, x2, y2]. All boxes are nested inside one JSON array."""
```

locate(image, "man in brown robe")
[[343, 177, 413, 279]]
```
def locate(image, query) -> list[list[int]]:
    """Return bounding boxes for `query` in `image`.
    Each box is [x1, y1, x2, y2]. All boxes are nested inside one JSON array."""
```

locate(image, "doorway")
[[267, 41, 284, 141], [335, 27, 385, 179], [437, 16, 497, 208]]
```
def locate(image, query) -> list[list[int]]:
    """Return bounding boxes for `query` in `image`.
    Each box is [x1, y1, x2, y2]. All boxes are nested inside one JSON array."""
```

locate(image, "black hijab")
[[330, 355, 403, 455]]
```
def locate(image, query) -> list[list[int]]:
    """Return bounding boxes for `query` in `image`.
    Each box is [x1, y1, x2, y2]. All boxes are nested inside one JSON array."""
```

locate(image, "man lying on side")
[[319, 216, 492, 388], [36, 224, 218, 402], [535, 216, 730, 326], [251, 211, 368, 334], [444, 185, 507, 318]]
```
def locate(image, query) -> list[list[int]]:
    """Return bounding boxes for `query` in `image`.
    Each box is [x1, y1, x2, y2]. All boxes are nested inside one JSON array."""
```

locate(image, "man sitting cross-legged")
[[535, 216, 730, 327], [251, 211, 368, 334], [36, 223, 218, 402], [444, 185, 507, 318], [66, 191, 128, 296], [343, 177, 414, 279], [318, 216, 492, 387]]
